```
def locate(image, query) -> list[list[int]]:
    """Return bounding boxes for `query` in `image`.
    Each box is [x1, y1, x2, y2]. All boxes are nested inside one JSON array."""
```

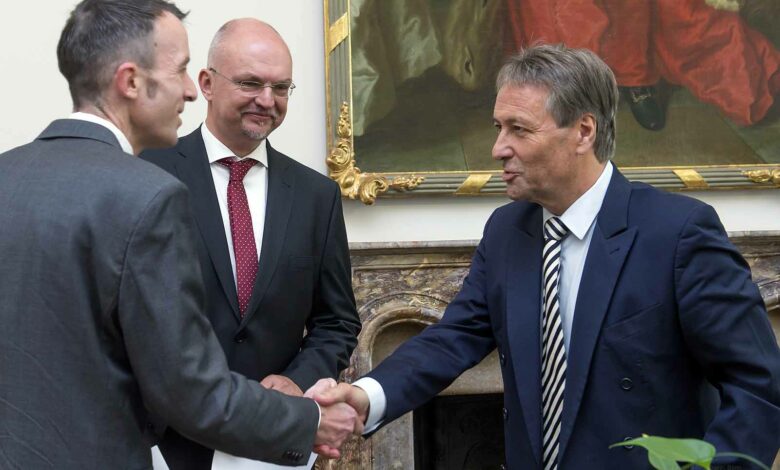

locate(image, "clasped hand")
[[304, 378, 370, 459]]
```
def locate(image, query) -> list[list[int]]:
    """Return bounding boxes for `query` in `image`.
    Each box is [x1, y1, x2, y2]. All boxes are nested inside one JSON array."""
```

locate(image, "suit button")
[[620, 377, 633, 391], [502, 407, 508, 421], [499, 352, 506, 366], [622, 436, 635, 450], [234, 331, 247, 343]]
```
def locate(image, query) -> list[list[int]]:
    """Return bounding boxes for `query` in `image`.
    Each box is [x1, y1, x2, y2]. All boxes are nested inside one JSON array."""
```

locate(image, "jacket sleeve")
[[675, 204, 780, 467], [117, 181, 319, 466], [366, 212, 498, 425]]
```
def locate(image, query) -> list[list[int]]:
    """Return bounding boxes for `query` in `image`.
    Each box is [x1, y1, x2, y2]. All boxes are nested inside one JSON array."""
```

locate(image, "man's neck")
[[544, 160, 608, 216], [76, 103, 138, 154]]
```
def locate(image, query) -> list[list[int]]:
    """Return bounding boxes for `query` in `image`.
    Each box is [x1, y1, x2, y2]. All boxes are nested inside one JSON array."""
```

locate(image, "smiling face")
[[131, 11, 197, 150], [201, 20, 293, 156]]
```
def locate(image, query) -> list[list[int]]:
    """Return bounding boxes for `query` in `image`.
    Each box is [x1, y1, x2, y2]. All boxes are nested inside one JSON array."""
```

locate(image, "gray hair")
[[496, 44, 618, 162], [57, 0, 187, 109]]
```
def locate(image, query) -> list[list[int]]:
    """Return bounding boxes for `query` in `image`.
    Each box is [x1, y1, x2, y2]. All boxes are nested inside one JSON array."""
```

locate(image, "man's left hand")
[[260, 374, 303, 397]]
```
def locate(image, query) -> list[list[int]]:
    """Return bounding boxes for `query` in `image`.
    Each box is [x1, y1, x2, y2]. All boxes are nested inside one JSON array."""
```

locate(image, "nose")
[[184, 73, 197, 102], [254, 86, 276, 108], [492, 130, 510, 161]]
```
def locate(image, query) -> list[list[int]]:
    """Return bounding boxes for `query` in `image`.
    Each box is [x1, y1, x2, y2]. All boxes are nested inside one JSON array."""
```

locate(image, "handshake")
[[306, 378, 370, 459]]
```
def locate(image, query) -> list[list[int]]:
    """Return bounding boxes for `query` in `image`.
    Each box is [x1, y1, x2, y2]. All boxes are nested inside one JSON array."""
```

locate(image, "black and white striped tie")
[[541, 216, 570, 470]]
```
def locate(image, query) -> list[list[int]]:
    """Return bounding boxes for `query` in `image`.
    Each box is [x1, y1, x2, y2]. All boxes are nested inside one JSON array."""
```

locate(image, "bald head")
[[200, 18, 294, 157], [207, 18, 291, 70]]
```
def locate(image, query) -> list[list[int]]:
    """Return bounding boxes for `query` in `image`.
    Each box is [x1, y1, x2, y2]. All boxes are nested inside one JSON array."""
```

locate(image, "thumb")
[[313, 383, 350, 406], [304, 378, 337, 398]]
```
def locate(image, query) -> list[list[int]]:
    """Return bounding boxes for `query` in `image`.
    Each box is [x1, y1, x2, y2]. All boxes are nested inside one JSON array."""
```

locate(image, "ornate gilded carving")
[[744, 169, 780, 186], [388, 174, 425, 192], [326, 102, 425, 204]]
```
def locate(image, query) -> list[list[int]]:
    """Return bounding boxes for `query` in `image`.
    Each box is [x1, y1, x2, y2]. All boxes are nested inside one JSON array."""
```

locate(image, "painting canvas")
[[325, 0, 780, 202]]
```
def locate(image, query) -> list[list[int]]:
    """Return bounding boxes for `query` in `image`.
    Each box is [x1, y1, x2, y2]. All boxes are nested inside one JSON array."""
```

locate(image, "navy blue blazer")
[[368, 169, 780, 469]]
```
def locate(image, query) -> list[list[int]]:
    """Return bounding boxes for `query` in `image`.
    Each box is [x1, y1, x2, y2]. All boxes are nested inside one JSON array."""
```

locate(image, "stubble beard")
[[241, 126, 270, 141], [239, 110, 277, 141]]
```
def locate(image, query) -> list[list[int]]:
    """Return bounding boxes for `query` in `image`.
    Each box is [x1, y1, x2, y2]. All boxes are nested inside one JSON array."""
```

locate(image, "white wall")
[[0, 0, 327, 172], [1, 1, 778, 243]]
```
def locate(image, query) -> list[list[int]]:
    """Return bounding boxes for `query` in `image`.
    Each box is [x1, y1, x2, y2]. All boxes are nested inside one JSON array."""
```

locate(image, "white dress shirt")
[[69, 112, 133, 155], [355, 162, 614, 432], [201, 124, 268, 285]]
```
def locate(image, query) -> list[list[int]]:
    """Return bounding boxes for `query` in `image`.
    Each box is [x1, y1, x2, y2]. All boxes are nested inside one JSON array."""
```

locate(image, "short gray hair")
[[496, 44, 618, 162]]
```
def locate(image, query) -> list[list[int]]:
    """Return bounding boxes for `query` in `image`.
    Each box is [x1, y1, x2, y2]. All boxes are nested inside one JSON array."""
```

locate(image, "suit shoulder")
[[490, 199, 536, 222], [272, 149, 340, 195], [628, 181, 710, 226]]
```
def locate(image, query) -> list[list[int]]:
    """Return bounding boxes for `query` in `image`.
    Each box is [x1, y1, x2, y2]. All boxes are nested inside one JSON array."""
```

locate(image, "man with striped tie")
[[311, 44, 780, 469]]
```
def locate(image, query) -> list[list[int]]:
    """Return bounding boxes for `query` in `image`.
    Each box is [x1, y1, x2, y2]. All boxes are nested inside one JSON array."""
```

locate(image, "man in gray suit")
[[0, 1, 360, 469]]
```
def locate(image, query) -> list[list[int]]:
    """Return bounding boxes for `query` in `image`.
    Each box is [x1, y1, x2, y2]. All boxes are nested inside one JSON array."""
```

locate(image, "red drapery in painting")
[[505, 0, 780, 125]]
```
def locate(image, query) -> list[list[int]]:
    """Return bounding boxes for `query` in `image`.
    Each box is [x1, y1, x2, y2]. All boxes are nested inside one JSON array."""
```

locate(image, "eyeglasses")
[[208, 67, 295, 98]]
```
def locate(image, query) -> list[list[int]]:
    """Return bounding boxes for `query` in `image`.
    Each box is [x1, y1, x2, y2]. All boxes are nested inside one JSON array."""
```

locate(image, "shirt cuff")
[[314, 400, 322, 430], [352, 377, 386, 434]]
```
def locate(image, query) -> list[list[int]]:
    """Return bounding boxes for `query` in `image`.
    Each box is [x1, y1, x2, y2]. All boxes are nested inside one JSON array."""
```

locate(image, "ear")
[[113, 62, 142, 100], [575, 113, 597, 156], [198, 68, 214, 101]]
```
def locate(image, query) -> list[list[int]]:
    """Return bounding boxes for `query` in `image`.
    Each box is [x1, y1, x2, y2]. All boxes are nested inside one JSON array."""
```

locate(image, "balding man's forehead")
[[208, 18, 291, 67]]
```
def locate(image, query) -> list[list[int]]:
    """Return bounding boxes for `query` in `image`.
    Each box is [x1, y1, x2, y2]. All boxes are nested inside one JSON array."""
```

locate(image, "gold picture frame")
[[324, 0, 780, 205]]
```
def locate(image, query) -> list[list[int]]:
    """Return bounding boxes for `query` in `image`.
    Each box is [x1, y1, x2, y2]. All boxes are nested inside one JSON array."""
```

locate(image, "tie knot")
[[218, 157, 258, 182], [544, 217, 570, 241]]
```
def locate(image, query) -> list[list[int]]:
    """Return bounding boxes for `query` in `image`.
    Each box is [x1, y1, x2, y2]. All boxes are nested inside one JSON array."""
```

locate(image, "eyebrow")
[[493, 117, 523, 125]]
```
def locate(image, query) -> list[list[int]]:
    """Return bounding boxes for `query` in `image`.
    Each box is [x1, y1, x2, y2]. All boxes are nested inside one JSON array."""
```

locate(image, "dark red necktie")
[[217, 157, 259, 317]]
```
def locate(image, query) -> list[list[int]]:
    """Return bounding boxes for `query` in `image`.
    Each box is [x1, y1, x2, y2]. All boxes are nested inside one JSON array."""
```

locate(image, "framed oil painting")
[[324, 0, 780, 204]]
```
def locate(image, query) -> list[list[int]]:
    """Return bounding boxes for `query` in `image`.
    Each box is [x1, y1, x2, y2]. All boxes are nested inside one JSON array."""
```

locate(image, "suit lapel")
[[558, 170, 636, 459], [505, 205, 544, 467], [175, 129, 240, 319], [240, 143, 294, 327]]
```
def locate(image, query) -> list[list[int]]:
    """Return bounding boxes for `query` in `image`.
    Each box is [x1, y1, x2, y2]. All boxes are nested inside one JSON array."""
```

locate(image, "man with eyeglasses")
[[142, 18, 360, 470]]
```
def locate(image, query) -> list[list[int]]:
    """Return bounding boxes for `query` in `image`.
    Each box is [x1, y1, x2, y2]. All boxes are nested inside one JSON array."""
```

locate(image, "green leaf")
[[648, 450, 682, 470], [610, 435, 716, 469]]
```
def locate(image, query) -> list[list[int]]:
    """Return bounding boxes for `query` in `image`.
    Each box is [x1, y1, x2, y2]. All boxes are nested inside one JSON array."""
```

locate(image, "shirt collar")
[[201, 123, 268, 168], [69, 112, 134, 155], [543, 161, 613, 240]]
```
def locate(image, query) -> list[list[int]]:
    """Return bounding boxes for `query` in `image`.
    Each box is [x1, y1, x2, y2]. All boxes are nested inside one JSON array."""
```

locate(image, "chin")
[[241, 127, 270, 141], [505, 186, 525, 201]]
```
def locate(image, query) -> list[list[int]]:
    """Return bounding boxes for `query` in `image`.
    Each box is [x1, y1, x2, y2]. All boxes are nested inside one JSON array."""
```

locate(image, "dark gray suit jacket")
[[0, 120, 319, 469], [141, 127, 361, 469]]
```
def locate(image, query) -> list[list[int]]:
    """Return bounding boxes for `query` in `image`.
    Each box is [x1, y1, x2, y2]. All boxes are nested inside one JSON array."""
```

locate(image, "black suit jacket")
[[142, 127, 361, 468], [0, 120, 320, 469]]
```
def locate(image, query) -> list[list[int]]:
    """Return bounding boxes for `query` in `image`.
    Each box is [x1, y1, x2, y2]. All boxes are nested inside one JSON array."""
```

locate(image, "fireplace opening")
[[413, 393, 506, 469]]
